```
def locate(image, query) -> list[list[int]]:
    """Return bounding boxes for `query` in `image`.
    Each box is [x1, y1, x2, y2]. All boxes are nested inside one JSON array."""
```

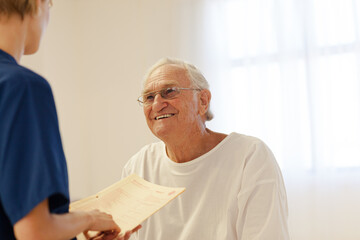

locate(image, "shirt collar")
[[0, 49, 18, 64]]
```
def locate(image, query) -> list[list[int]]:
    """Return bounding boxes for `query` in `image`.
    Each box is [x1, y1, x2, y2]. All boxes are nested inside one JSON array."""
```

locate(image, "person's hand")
[[83, 209, 120, 239], [115, 225, 142, 240], [86, 230, 118, 240], [88, 225, 142, 240]]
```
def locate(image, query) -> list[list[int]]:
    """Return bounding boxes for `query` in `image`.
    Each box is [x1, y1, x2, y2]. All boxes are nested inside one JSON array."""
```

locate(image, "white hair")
[[143, 57, 214, 121]]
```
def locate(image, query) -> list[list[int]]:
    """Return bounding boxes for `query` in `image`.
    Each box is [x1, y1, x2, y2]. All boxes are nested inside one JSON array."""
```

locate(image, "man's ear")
[[198, 89, 211, 116]]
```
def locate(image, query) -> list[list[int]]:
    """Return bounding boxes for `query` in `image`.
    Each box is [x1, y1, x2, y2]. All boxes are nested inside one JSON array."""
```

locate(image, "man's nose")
[[152, 94, 167, 110]]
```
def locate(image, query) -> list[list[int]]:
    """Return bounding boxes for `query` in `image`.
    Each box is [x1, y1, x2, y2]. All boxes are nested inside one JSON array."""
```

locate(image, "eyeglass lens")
[[143, 87, 179, 103]]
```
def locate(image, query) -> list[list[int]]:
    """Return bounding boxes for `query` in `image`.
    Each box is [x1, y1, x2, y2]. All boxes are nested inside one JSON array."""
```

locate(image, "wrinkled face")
[[24, 0, 51, 55], [143, 64, 202, 140]]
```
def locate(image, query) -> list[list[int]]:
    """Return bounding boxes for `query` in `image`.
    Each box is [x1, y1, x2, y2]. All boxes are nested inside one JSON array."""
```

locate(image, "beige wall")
[[23, 0, 161, 199]]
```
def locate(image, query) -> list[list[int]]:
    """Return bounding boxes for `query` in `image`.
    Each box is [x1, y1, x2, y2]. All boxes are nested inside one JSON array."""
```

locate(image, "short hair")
[[143, 57, 214, 121], [0, 0, 38, 19]]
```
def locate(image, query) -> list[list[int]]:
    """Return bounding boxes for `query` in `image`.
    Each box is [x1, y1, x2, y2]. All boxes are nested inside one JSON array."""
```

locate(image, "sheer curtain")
[[188, 0, 360, 239]]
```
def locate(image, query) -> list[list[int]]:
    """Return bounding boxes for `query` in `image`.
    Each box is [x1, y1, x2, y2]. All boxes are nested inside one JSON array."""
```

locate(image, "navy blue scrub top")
[[0, 49, 72, 239]]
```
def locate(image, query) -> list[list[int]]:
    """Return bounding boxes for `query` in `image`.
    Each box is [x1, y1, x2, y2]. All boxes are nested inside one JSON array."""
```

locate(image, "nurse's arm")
[[13, 198, 120, 240]]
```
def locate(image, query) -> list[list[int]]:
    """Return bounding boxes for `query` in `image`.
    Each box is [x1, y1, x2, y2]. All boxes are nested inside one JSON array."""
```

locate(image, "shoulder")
[[124, 142, 164, 169], [226, 132, 277, 167], [0, 65, 55, 115], [226, 132, 270, 152], [0, 64, 51, 93], [129, 141, 164, 161]]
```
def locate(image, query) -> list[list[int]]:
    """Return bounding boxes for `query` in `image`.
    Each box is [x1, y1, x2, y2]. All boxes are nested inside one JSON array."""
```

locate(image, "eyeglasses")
[[137, 87, 200, 106]]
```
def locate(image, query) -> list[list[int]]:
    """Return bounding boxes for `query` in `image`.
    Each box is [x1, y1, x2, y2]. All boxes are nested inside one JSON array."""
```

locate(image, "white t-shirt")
[[122, 132, 289, 240]]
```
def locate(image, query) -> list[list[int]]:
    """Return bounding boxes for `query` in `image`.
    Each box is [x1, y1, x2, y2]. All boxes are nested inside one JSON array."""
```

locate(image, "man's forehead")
[[144, 64, 188, 92]]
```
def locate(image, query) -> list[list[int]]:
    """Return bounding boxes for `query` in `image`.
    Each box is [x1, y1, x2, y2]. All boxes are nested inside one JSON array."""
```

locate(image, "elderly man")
[[122, 58, 289, 240]]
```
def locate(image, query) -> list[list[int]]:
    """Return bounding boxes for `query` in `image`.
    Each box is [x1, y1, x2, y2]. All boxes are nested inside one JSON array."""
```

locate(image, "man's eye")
[[165, 89, 174, 94], [145, 95, 154, 101], [164, 88, 176, 97]]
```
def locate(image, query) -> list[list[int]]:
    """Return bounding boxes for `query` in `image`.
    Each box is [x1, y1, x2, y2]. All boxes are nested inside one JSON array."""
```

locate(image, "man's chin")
[[151, 126, 172, 140]]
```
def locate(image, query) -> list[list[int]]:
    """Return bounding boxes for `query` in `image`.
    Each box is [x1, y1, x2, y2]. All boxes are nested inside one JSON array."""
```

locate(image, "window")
[[207, 0, 360, 169]]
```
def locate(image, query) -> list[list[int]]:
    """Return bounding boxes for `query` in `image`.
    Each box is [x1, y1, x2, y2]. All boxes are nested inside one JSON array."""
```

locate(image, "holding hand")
[[83, 210, 141, 240]]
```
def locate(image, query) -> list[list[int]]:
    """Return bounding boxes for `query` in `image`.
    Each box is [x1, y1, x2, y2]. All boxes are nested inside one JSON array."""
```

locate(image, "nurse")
[[0, 0, 138, 239]]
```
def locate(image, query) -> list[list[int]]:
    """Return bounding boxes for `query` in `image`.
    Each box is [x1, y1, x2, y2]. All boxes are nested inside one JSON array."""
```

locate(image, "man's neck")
[[164, 128, 227, 163]]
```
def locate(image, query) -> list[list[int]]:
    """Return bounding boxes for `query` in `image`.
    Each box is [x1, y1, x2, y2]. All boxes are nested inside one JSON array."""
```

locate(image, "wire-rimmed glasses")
[[137, 87, 200, 106]]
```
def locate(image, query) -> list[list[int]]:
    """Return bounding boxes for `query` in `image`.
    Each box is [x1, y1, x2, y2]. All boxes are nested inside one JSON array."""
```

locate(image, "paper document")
[[70, 174, 185, 239]]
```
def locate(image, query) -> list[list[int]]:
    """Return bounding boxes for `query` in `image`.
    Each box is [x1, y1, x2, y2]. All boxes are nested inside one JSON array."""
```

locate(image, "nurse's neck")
[[0, 14, 29, 62]]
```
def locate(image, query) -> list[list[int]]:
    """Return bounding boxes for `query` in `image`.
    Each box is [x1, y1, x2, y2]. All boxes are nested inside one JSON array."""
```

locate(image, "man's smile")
[[154, 114, 175, 120]]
